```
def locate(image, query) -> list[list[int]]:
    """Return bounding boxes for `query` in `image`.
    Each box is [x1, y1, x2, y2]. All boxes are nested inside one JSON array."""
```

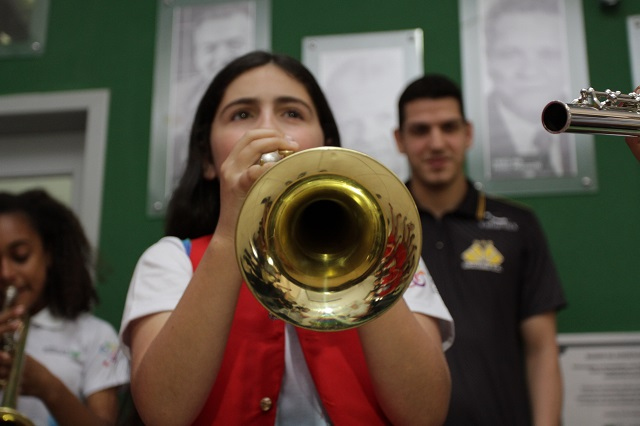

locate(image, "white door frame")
[[0, 89, 110, 248]]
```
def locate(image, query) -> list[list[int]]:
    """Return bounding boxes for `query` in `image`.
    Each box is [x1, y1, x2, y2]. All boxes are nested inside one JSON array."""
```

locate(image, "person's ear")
[[464, 121, 474, 150], [394, 128, 406, 154]]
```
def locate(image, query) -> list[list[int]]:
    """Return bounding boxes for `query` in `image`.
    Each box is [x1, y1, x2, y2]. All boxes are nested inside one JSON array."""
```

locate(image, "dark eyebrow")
[[405, 122, 431, 132], [405, 118, 465, 131], [218, 97, 258, 116], [274, 96, 314, 115], [218, 96, 315, 117]]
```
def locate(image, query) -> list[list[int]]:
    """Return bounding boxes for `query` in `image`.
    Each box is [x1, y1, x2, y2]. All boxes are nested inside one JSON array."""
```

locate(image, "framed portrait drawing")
[[302, 29, 424, 182], [460, 0, 597, 196], [0, 0, 49, 57], [147, 0, 271, 216]]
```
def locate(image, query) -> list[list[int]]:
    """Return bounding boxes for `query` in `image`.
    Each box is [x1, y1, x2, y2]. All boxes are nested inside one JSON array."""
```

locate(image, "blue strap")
[[182, 238, 192, 256]]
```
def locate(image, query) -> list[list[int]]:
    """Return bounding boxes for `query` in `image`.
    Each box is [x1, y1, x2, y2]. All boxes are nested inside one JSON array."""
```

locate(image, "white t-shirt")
[[119, 236, 454, 424], [12, 308, 130, 426]]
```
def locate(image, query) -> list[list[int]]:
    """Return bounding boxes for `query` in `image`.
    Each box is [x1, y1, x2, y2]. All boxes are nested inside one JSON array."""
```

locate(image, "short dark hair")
[[165, 50, 341, 239], [0, 190, 98, 318], [397, 74, 466, 129]]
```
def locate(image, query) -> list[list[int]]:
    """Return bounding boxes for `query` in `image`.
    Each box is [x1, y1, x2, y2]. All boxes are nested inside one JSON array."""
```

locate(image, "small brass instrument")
[[0, 286, 34, 426], [541, 87, 640, 137], [235, 147, 422, 331]]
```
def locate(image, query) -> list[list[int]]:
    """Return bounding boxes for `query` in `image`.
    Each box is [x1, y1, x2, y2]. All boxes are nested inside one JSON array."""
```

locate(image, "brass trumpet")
[[541, 87, 640, 137], [235, 147, 422, 331], [0, 286, 34, 426]]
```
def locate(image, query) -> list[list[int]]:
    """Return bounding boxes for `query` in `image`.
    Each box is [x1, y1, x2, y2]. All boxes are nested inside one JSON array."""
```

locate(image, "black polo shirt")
[[419, 181, 566, 426]]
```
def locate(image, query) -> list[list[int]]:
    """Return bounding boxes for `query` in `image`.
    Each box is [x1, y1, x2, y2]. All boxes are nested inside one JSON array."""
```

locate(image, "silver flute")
[[541, 88, 640, 137]]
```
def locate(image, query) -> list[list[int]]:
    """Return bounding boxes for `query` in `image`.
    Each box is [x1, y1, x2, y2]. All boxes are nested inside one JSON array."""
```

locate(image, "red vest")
[[187, 235, 389, 425]]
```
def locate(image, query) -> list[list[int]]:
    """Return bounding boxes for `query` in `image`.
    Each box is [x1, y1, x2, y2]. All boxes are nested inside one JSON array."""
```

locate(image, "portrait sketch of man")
[[480, 0, 577, 180], [315, 46, 414, 181], [168, 1, 256, 188]]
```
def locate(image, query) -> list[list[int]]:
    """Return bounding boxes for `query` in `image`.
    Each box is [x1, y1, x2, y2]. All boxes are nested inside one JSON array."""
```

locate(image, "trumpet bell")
[[235, 147, 421, 331]]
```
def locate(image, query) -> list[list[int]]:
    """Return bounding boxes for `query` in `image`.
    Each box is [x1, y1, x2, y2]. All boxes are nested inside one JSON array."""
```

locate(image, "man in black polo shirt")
[[393, 74, 567, 425]]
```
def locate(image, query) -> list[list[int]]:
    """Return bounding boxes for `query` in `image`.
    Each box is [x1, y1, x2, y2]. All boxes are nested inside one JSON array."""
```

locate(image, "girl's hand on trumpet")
[[0, 304, 25, 389], [0, 304, 25, 335], [211, 129, 299, 243]]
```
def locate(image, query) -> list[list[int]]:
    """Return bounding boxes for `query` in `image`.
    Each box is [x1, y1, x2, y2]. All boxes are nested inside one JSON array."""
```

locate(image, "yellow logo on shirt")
[[461, 240, 504, 272]]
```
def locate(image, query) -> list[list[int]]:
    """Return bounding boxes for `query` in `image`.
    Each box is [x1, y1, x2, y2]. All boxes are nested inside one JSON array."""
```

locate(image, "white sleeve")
[[83, 316, 131, 396], [403, 258, 455, 351], [118, 237, 193, 358]]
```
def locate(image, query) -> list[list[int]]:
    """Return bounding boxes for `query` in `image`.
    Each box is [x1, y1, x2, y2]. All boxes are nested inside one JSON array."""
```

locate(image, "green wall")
[[0, 0, 638, 332]]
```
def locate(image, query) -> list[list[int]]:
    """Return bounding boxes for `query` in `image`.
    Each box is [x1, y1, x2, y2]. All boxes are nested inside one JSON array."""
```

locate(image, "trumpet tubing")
[[235, 147, 422, 331], [0, 286, 34, 426]]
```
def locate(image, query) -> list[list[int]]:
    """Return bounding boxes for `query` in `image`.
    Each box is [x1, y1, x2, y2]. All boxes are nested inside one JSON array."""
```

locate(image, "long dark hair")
[[0, 190, 98, 318], [165, 50, 341, 239]]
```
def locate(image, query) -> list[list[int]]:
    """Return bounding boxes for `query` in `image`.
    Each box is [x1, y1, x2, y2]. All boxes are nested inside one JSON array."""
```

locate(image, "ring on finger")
[[259, 150, 294, 166]]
